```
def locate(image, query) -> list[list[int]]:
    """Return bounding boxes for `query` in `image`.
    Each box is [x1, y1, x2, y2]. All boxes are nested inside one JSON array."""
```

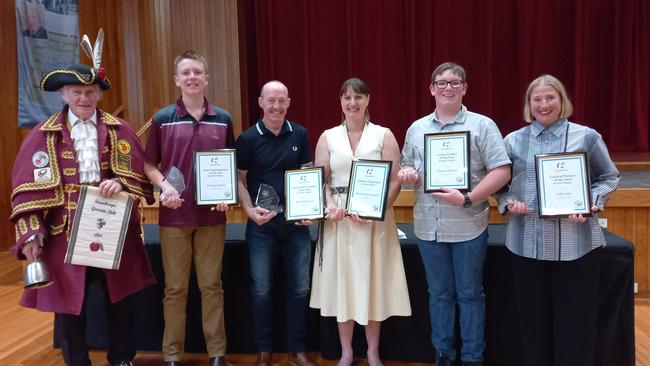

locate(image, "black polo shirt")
[[236, 120, 312, 208]]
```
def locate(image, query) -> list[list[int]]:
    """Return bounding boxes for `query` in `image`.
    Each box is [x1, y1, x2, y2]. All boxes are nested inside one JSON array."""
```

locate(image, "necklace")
[[344, 120, 367, 155]]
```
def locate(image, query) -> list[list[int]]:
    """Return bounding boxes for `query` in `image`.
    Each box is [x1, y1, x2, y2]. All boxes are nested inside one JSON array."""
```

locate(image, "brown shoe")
[[289, 352, 319, 366], [254, 352, 273, 366], [209, 356, 231, 366]]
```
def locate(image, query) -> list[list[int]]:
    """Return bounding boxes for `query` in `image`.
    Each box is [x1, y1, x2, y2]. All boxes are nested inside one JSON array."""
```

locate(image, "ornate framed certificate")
[[535, 152, 592, 217], [65, 185, 134, 270], [423, 131, 470, 192], [346, 159, 392, 221], [284, 167, 325, 222], [194, 149, 238, 205]]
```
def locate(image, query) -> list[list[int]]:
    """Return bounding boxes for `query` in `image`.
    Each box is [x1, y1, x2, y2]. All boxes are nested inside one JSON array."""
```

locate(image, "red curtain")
[[241, 0, 649, 153]]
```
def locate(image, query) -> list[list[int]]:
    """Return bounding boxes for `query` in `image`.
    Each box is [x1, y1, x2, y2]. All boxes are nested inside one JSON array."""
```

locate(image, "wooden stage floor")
[[1, 250, 650, 365]]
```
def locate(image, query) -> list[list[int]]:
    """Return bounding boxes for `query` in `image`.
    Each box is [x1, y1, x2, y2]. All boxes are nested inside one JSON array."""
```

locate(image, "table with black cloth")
[[55, 224, 634, 366]]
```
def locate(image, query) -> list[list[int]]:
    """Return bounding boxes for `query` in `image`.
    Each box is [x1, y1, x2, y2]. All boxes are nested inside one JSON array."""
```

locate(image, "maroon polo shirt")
[[145, 97, 235, 227]]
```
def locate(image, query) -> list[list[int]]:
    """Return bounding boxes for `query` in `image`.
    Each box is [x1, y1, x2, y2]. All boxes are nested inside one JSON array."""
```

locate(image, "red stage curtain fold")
[[242, 0, 649, 153]]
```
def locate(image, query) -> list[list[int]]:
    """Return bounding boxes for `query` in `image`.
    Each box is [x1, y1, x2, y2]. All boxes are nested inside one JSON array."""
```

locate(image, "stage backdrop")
[[15, 0, 79, 127], [241, 0, 649, 153]]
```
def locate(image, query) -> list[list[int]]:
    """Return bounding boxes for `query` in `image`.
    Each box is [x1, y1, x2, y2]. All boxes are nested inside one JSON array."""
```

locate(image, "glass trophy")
[[400, 144, 421, 173], [165, 166, 186, 194], [255, 183, 284, 213], [400, 145, 421, 190], [509, 172, 536, 213]]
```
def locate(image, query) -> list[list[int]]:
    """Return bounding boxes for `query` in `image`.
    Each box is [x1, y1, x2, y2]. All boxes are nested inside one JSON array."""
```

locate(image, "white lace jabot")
[[68, 110, 100, 183]]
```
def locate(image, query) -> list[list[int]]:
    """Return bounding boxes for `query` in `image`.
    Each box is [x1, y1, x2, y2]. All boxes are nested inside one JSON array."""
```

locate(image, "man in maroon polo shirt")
[[144, 50, 234, 366]]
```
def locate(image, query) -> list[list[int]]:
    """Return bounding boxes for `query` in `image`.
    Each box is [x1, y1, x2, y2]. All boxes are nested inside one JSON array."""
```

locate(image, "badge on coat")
[[116, 154, 131, 171], [33, 167, 52, 182], [117, 139, 131, 155], [32, 151, 49, 168]]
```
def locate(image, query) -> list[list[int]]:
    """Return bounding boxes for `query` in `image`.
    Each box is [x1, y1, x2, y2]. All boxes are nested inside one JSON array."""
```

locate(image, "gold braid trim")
[[50, 215, 67, 235], [100, 161, 109, 169], [40, 112, 64, 131], [29, 215, 40, 230], [40, 68, 97, 90], [115, 176, 153, 198], [107, 128, 148, 182], [18, 218, 28, 235], [61, 151, 74, 160], [101, 111, 122, 126], [102, 114, 152, 201], [65, 184, 80, 193], [64, 184, 80, 240], [12, 133, 62, 199], [15, 226, 19, 242], [63, 168, 77, 176], [11, 185, 64, 219]]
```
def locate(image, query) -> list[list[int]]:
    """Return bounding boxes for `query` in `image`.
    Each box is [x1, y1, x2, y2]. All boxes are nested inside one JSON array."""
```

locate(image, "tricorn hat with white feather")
[[40, 29, 110, 91]]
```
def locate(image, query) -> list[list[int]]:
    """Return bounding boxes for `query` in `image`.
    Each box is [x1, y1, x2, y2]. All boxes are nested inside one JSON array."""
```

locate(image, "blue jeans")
[[417, 229, 488, 362], [246, 217, 312, 353]]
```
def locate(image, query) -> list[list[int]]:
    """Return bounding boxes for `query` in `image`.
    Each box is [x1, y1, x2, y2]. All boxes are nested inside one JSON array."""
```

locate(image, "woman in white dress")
[[310, 78, 411, 366]]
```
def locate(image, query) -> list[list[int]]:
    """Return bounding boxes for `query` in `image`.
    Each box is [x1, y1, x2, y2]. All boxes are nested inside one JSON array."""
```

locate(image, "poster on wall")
[[15, 0, 79, 128]]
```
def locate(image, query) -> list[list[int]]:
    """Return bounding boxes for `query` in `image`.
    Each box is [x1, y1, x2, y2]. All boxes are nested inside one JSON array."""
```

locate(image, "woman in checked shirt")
[[497, 74, 619, 366]]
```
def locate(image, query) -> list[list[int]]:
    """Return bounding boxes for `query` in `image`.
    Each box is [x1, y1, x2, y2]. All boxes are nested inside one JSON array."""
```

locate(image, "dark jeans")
[[246, 218, 312, 353], [510, 248, 602, 366], [416, 229, 488, 363], [57, 268, 135, 366]]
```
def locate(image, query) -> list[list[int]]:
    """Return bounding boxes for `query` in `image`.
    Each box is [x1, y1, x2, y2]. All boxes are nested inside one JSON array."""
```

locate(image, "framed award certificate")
[[535, 152, 591, 217], [346, 159, 392, 221], [423, 131, 470, 192], [194, 149, 238, 205], [65, 185, 134, 270], [284, 167, 325, 222]]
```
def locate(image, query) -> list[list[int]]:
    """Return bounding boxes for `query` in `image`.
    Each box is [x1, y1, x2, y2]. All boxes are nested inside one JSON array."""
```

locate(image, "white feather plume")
[[79, 28, 104, 69], [80, 34, 93, 60], [93, 28, 104, 69]]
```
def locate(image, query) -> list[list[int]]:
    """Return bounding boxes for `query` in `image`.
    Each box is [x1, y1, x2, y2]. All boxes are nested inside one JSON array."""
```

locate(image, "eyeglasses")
[[433, 80, 464, 89]]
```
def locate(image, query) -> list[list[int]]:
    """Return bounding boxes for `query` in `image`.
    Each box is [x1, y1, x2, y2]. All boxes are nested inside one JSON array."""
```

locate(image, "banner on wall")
[[15, 0, 79, 128]]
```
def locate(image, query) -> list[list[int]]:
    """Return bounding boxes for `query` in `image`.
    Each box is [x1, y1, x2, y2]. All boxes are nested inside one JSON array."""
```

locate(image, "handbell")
[[24, 258, 53, 289]]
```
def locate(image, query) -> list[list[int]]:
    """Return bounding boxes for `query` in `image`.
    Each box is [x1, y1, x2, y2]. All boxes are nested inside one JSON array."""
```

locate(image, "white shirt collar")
[[68, 109, 97, 127]]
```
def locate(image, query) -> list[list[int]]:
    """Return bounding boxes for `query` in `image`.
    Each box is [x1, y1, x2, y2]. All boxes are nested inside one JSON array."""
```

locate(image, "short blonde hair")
[[174, 50, 208, 74], [523, 74, 574, 122]]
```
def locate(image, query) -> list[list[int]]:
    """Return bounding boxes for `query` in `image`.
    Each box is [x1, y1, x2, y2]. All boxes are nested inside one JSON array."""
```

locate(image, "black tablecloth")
[[56, 224, 635, 366], [318, 225, 635, 366]]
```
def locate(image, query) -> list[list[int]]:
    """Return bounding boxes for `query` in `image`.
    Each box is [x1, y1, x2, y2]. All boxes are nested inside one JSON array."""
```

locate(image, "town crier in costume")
[[9, 30, 155, 366]]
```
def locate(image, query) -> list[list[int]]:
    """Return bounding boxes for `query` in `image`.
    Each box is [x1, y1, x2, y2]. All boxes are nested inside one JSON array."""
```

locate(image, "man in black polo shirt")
[[236, 81, 318, 366]]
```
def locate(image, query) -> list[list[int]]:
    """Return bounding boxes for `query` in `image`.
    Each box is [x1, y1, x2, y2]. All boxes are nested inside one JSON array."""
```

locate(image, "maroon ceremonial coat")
[[10, 106, 156, 315]]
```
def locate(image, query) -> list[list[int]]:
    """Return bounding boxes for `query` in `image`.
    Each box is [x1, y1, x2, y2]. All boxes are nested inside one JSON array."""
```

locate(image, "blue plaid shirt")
[[497, 119, 620, 261]]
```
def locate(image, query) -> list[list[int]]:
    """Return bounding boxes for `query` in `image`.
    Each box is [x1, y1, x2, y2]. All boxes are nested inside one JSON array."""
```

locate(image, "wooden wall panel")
[[121, 0, 243, 137], [78, 1, 125, 117], [0, 0, 242, 250], [0, 1, 22, 251]]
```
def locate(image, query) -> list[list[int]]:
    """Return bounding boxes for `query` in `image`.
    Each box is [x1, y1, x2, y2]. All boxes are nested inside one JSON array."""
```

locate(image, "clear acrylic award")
[[255, 183, 284, 213]]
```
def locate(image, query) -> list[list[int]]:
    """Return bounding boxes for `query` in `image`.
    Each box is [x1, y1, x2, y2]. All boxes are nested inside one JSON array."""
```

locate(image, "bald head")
[[260, 80, 289, 98], [258, 80, 291, 131]]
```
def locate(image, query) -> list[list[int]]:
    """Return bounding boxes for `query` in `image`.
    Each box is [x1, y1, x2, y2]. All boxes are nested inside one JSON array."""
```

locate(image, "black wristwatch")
[[462, 192, 472, 208]]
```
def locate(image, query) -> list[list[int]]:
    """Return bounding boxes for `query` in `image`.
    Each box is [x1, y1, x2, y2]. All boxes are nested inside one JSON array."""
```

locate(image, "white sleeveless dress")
[[309, 122, 412, 324]]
